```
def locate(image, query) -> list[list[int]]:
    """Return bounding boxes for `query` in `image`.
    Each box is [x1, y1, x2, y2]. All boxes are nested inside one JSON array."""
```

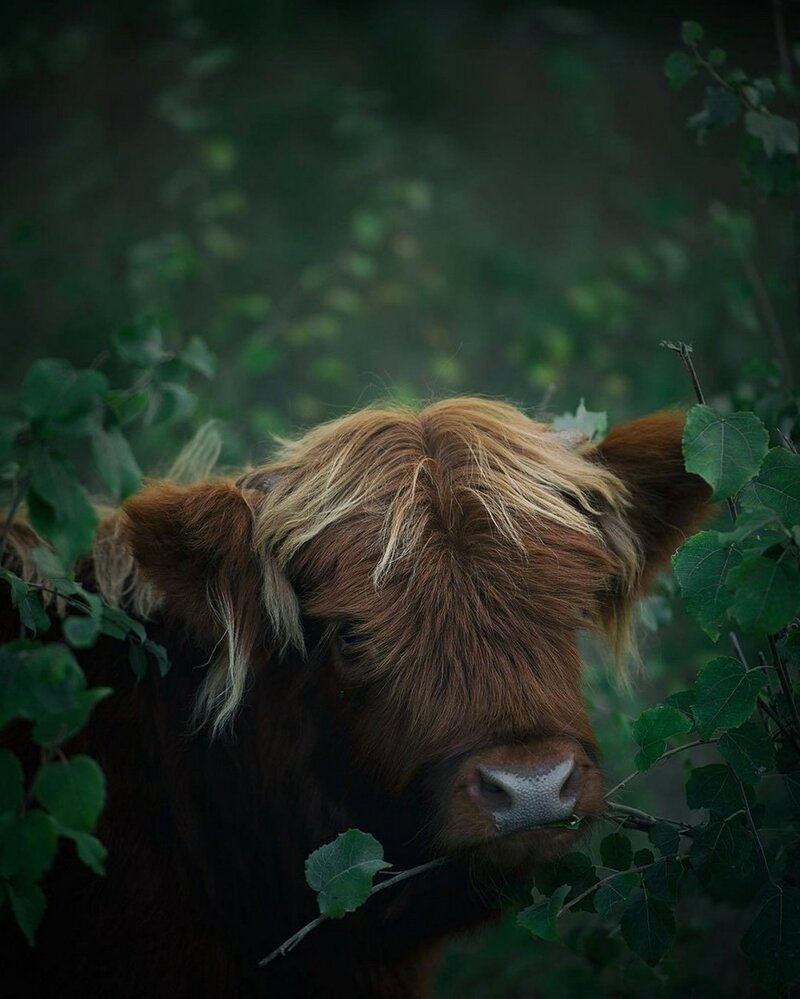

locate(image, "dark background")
[[1, 3, 794, 994]]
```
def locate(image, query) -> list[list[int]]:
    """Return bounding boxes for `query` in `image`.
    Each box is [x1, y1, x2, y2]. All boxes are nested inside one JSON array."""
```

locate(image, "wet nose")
[[472, 757, 580, 834]]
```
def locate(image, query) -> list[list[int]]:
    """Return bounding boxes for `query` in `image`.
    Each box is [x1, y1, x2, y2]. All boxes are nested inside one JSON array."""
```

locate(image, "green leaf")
[[643, 857, 683, 903], [688, 87, 740, 140], [686, 764, 748, 816], [21, 359, 107, 431], [728, 555, 800, 634], [689, 818, 753, 874], [745, 111, 799, 158], [0, 644, 110, 746], [113, 319, 166, 367], [105, 389, 149, 426], [632, 705, 692, 771], [100, 606, 146, 643], [620, 893, 675, 966], [59, 829, 106, 876], [692, 657, 766, 739], [63, 614, 101, 649], [29, 546, 71, 587], [594, 872, 639, 916], [708, 47, 726, 66], [648, 822, 680, 857], [600, 833, 633, 871], [304, 829, 391, 918], [90, 426, 142, 500], [741, 886, 800, 985], [144, 639, 170, 677], [551, 399, 607, 441], [181, 336, 217, 379], [0, 750, 24, 813], [534, 852, 596, 899], [33, 756, 105, 832], [672, 531, 742, 640], [128, 643, 147, 680], [681, 20, 704, 43], [663, 689, 695, 718], [740, 448, 800, 530], [665, 51, 697, 90], [6, 881, 46, 946], [682, 406, 769, 501], [718, 721, 775, 783], [28, 449, 98, 564], [153, 383, 197, 424], [1, 570, 51, 635], [0, 810, 57, 881], [517, 884, 570, 941]]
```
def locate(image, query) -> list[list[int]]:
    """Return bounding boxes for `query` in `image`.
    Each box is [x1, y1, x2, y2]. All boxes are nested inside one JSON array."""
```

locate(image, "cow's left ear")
[[587, 410, 713, 591], [123, 481, 303, 727], [123, 481, 259, 633]]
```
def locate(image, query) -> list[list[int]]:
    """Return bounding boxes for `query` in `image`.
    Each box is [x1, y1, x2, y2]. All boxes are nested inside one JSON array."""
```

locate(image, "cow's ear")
[[123, 481, 257, 631], [588, 411, 713, 591], [123, 481, 303, 654]]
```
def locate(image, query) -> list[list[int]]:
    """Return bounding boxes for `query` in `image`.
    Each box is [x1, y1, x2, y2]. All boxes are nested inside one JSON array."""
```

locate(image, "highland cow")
[[0, 399, 709, 998]]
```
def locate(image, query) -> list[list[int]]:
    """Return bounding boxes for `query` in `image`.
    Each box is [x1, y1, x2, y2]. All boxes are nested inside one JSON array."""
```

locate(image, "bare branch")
[[258, 856, 451, 968]]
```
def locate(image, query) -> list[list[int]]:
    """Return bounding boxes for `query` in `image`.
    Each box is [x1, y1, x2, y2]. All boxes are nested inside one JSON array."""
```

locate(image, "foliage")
[[0, 323, 214, 943], [1, 2, 799, 994], [286, 15, 800, 993], [304, 830, 391, 919]]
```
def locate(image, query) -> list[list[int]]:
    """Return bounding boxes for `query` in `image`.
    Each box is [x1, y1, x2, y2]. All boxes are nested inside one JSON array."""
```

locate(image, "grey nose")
[[475, 757, 578, 834]]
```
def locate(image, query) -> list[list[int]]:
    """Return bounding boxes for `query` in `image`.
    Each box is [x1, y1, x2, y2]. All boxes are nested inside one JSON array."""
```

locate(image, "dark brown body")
[[0, 612, 513, 998]]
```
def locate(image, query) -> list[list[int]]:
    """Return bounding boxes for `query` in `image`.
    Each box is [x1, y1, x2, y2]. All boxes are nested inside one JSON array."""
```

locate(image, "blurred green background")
[[1, 2, 793, 995]]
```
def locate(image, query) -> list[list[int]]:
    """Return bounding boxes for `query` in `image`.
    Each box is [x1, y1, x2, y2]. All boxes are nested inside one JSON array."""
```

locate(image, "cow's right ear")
[[122, 480, 303, 658], [587, 410, 713, 591]]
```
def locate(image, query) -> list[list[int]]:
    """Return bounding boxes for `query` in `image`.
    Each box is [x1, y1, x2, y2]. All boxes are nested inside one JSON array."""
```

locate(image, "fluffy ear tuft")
[[123, 481, 257, 632], [123, 481, 302, 733], [590, 410, 713, 591]]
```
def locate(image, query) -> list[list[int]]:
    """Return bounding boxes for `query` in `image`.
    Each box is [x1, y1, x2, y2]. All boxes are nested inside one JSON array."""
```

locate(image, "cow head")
[[123, 399, 709, 876]]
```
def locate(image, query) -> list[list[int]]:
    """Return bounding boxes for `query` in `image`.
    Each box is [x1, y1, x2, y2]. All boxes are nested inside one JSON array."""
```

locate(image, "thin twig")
[[758, 696, 800, 755], [560, 865, 650, 914], [604, 739, 714, 800], [730, 631, 749, 669], [777, 429, 798, 454], [769, 634, 800, 734], [661, 340, 706, 405], [258, 856, 451, 967], [662, 341, 737, 522], [0, 476, 29, 565], [604, 801, 693, 836], [739, 778, 777, 888]]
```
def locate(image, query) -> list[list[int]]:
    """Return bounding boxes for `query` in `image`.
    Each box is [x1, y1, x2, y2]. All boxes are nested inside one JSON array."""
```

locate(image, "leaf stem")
[[560, 865, 649, 915], [604, 802, 693, 836], [768, 634, 800, 734], [257, 856, 451, 968], [662, 341, 737, 522], [738, 777, 777, 888], [0, 475, 29, 565], [604, 739, 713, 800]]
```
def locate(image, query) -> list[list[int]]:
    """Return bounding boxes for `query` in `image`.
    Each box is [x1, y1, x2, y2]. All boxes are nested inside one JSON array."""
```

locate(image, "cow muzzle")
[[473, 756, 579, 834], [435, 737, 602, 865]]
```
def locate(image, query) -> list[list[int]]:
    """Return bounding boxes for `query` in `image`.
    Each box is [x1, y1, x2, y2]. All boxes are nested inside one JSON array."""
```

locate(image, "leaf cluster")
[[0, 327, 214, 943]]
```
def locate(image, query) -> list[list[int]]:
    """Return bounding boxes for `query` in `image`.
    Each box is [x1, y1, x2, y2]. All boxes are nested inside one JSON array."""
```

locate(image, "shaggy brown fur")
[[0, 399, 710, 998]]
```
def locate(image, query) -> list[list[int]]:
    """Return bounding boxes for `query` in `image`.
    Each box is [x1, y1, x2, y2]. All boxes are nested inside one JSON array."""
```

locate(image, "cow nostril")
[[475, 768, 514, 812], [561, 763, 582, 803]]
